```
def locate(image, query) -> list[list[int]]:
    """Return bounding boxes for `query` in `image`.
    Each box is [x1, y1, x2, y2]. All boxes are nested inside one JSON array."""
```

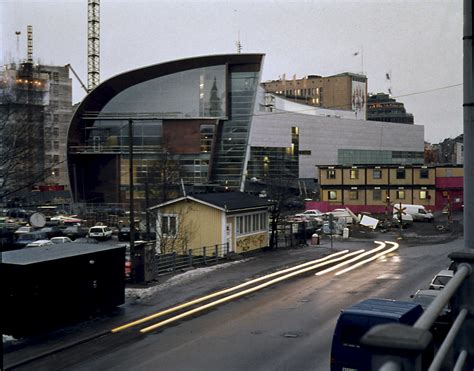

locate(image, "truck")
[[330, 298, 423, 371], [393, 204, 434, 222]]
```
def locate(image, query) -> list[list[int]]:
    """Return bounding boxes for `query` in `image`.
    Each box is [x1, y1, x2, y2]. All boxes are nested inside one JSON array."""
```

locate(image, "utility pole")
[[464, 0, 473, 249], [128, 119, 135, 267]]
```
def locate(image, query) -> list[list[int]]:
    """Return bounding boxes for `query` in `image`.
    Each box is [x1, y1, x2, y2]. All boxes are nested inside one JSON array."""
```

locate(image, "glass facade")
[[68, 55, 263, 205], [100, 65, 226, 118], [211, 69, 259, 188], [338, 149, 423, 165], [247, 147, 299, 180]]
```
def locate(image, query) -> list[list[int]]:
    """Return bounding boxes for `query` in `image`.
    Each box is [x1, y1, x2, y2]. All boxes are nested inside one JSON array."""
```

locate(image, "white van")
[[393, 204, 433, 222], [88, 225, 113, 240]]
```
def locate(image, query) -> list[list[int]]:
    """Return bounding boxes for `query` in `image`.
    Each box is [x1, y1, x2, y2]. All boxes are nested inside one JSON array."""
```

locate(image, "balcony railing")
[[361, 249, 474, 370], [69, 145, 161, 154]]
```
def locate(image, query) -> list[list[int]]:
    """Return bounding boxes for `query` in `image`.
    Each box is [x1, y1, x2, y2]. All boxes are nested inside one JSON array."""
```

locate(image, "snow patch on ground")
[[3, 334, 18, 344], [125, 258, 253, 302]]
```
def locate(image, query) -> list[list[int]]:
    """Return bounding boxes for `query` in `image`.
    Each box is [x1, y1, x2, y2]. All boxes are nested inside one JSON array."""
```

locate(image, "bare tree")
[[155, 203, 197, 254], [145, 149, 183, 205], [264, 176, 298, 249]]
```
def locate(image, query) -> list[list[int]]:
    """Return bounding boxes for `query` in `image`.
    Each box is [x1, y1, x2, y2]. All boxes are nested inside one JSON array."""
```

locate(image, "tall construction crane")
[[87, 0, 100, 91]]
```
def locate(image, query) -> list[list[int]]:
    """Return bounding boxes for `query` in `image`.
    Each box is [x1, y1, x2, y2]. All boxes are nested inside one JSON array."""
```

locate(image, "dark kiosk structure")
[[1, 244, 125, 336]]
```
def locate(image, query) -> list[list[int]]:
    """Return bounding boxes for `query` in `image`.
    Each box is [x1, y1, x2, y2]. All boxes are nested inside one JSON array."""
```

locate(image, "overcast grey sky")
[[0, 0, 463, 143]]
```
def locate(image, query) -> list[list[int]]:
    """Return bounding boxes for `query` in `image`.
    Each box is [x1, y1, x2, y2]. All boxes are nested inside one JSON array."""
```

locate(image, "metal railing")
[[361, 249, 474, 370], [153, 243, 230, 275]]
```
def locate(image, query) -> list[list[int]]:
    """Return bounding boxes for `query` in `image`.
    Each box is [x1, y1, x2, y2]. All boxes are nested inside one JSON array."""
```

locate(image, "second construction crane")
[[87, 0, 100, 91]]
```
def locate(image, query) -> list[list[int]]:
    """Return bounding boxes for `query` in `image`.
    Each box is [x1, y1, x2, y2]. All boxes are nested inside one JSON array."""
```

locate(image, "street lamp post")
[[128, 119, 135, 277]]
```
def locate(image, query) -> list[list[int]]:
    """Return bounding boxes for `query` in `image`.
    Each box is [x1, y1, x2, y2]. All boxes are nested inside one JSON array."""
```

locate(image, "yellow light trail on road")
[[139, 249, 366, 333], [315, 241, 387, 276], [334, 241, 399, 276], [112, 249, 350, 333]]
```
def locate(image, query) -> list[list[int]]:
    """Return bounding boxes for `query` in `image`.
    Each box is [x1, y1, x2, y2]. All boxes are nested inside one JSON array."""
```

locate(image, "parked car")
[[63, 226, 88, 241], [295, 209, 324, 222], [39, 226, 63, 239], [326, 208, 355, 224], [118, 227, 141, 241], [26, 239, 54, 248], [14, 226, 35, 236], [118, 227, 131, 241], [410, 289, 450, 316], [50, 236, 73, 244], [89, 225, 113, 241], [410, 289, 452, 339], [15, 231, 48, 248], [429, 269, 454, 290]]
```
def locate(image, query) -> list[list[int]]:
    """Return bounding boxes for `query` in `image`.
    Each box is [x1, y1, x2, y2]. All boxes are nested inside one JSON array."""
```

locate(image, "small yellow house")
[[149, 192, 271, 255]]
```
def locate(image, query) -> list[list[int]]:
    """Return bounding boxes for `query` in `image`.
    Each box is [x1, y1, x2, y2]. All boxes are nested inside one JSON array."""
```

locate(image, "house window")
[[350, 169, 359, 180], [396, 169, 406, 179], [236, 212, 267, 235], [396, 190, 405, 199], [373, 189, 382, 201], [327, 169, 336, 179], [349, 190, 358, 200], [420, 169, 429, 179], [420, 190, 427, 199], [162, 215, 177, 236], [373, 169, 382, 179], [328, 190, 337, 200]]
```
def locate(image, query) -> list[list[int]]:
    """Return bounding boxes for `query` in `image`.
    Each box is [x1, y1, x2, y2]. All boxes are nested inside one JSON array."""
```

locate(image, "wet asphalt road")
[[6, 232, 463, 371]]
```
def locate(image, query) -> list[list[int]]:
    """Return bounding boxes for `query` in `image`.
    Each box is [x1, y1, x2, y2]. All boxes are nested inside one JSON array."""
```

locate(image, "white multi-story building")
[[247, 91, 424, 184]]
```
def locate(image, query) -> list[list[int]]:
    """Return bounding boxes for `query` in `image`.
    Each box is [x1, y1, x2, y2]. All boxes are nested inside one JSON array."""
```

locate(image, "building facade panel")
[[389, 167, 413, 185], [343, 188, 366, 205], [366, 188, 389, 206], [318, 165, 447, 212], [343, 167, 366, 186], [413, 166, 436, 185], [366, 167, 389, 185], [250, 108, 424, 180], [67, 54, 264, 205]]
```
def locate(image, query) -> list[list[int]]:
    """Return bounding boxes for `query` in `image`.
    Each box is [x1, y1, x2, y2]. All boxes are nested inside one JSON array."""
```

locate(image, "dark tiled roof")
[[192, 192, 272, 211]]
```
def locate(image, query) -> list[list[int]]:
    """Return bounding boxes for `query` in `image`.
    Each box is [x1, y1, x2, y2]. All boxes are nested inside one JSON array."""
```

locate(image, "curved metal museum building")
[[67, 54, 264, 205]]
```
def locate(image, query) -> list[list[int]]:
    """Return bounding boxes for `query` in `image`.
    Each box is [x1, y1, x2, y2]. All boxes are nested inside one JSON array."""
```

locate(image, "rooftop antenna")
[[27, 25, 33, 63], [236, 31, 242, 54], [15, 31, 21, 58], [87, 0, 100, 91], [386, 70, 393, 95]]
